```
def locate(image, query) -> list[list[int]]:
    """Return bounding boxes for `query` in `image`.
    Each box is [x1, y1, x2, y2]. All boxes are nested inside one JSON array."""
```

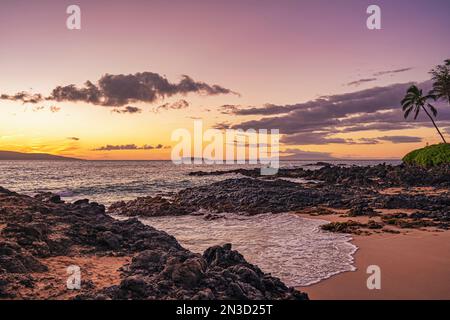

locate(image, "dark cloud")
[[50, 73, 237, 106], [92, 144, 166, 151], [280, 132, 422, 145], [228, 103, 299, 116], [112, 106, 142, 114], [0, 92, 44, 104], [280, 148, 336, 160], [377, 136, 423, 143], [1, 72, 238, 107], [373, 67, 413, 77], [219, 104, 242, 114], [230, 81, 434, 118], [212, 122, 232, 130], [281, 132, 349, 145], [226, 80, 450, 146], [344, 67, 413, 87], [340, 121, 415, 133], [67, 137, 80, 141], [153, 99, 189, 113], [351, 138, 379, 145], [347, 78, 377, 87]]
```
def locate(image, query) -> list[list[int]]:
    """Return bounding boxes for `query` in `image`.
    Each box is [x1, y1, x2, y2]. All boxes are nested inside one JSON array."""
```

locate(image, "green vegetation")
[[403, 144, 450, 167]]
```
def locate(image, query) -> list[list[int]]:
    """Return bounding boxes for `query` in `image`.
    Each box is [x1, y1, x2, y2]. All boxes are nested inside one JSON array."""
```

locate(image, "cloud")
[[227, 103, 295, 116], [347, 78, 378, 87], [219, 104, 242, 114], [67, 137, 80, 141], [153, 99, 189, 113], [376, 136, 423, 143], [50, 106, 61, 113], [112, 106, 142, 114], [50, 74, 237, 106], [281, 132, 349, 145], [373, 67, 413, 77], [92, 143, 166, 151], [344, 68, 413, 87], [212, 122, 232, 130], [0, 92, 44, 104], [280, 132, 422, 145], [350, 138, 379, 145], [31, 105, 60, 113], [445, 126, 450, 135], [32, 106, 45, 112], [340, 121, 415, 133], [280, 148, 336, 160], [229, 82, 421, 118], [1, 72, 238, 107], [225, 80, 450, 146]]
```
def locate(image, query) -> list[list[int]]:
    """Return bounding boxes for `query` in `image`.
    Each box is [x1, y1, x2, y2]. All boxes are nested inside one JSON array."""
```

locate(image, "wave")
[[140, 212, 358, 287]]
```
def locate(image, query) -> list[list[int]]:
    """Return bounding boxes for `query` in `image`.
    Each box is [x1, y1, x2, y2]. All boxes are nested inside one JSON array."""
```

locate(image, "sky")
[[1, 0, 450, 160]]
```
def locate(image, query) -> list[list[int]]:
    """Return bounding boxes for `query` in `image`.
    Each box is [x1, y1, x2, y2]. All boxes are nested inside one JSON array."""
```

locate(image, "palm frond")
[[413, 106, 421, 120], [404, 107, 413, 119], [427, 103, 438, 117]]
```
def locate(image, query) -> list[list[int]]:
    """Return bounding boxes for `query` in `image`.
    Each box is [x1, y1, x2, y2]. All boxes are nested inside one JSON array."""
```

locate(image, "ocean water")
[[135, 213, 358, 287], [0, 160, 400, 205], [0, 159, 399, 287]]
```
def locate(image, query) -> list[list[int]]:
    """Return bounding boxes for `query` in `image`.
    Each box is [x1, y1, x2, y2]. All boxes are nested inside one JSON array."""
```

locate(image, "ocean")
[[0, 159, 400, 286]]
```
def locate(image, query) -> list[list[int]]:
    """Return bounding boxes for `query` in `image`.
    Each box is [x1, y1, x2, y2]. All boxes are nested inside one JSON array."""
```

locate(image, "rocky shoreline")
[[110, 163, 450, 234], [2, 163, 449, 299], [0, 187, 307, 300], [189, 162, 450, 188]]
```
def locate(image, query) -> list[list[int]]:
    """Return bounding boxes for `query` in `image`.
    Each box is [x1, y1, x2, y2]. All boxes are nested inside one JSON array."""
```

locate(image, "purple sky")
[[0, 0, 449, 159]]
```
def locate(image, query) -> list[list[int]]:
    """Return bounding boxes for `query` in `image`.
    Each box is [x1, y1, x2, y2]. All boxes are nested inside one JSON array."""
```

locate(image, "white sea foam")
[[140, 212, 358, 287]]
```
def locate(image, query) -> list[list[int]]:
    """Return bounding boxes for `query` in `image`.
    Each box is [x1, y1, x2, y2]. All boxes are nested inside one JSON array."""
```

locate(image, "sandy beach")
[[298, 214, 450, 300]]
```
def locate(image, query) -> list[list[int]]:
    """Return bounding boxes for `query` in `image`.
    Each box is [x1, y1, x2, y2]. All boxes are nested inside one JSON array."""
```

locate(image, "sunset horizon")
[[1, 0, 449, 306], [2, 0, 450, 160]]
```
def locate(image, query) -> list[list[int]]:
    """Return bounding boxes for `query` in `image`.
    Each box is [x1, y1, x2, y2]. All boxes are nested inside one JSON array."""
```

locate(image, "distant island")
[[0, 150, 81, 161]]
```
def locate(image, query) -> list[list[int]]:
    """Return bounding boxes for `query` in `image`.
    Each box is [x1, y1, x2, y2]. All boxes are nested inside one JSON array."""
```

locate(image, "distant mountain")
[[0, 150, 81, 161]]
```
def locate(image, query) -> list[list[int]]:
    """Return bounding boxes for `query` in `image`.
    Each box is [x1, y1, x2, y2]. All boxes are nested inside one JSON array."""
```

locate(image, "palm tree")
[[401, 85, 447, 144], [430, 59, 450, 106]]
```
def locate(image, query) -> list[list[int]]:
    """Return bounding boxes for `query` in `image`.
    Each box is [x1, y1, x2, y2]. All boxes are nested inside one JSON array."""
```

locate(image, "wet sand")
[[298, 214, 450, 300]]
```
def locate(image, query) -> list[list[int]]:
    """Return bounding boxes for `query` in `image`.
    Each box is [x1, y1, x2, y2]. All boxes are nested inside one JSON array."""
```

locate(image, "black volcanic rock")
[[188, 163, 450, 188], [109, 196, 189, 217], [177, 178, 342, 215], [104, 243, 306, 300], [0, 186, 307, 300], [109, 178, 343, 216]]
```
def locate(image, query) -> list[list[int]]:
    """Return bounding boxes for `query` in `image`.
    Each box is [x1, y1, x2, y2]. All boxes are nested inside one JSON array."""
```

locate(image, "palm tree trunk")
[[422, 106, 447, 144]]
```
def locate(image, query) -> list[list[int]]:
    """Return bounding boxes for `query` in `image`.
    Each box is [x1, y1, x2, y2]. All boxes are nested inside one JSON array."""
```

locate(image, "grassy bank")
[[403, 144, 450, 167]]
